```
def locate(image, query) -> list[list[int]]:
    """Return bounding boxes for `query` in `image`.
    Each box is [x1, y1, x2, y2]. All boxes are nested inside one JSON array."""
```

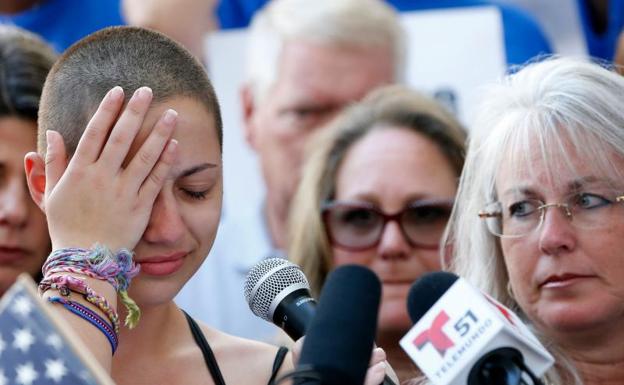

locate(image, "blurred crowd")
[[1, 1, 624, 385]]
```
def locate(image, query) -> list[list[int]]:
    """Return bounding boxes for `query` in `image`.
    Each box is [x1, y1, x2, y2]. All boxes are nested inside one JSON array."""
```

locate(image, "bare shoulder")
[[199, 323, 294, 384]]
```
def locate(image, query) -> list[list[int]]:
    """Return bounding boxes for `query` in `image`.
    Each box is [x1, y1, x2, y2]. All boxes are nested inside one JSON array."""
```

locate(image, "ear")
[[24, 152, 46, 212], [240, 83, 259, 150], [442, 241, 454, 268]]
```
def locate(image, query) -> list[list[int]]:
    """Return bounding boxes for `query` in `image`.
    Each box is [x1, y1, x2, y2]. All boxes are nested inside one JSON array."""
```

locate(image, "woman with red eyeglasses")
[[288, 85, 467, 383]]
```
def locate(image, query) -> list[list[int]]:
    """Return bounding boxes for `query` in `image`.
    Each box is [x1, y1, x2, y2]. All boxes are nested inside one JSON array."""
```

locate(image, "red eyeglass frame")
[[320, 199, 454, 252]]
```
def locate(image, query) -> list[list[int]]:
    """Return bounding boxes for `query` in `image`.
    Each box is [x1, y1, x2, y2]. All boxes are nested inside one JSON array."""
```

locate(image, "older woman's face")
[[497, 143, 624, 340], [331, 127, 457, 333], [0, 117, 50, 295]]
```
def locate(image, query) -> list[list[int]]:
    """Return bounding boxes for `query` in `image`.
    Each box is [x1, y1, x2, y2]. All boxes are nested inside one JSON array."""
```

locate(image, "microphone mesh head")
[[244, 257, 310, 321]]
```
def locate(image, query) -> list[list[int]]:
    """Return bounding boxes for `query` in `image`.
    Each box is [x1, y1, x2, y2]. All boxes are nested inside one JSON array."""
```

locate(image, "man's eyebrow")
[[179, 163, 218, 178]]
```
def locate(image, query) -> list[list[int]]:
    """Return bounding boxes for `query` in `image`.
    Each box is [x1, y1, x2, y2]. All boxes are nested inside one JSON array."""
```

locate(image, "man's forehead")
[[279, 39, 394, 74], [273, 41, 393, 101]]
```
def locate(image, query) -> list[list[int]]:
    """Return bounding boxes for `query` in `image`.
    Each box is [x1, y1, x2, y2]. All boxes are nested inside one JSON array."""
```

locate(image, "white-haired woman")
[[446, 56, 624, 385]]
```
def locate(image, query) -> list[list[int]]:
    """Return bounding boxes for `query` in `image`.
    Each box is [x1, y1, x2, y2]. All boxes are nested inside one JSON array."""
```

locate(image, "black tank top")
[[184, 311, 289, 385]]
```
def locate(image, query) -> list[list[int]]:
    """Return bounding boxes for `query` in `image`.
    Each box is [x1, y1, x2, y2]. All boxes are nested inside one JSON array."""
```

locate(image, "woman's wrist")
[[40, 274, 120, 333], [42, 245, 140, 328]]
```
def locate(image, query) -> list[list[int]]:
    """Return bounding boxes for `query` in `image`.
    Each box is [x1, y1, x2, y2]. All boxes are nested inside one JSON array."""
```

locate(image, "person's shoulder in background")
[[390, 0, 552, 66], [575, 0, 624, 61], [217, 0, 268, 29], [215, 0, 551, 67], [0, 0, 124, 53]]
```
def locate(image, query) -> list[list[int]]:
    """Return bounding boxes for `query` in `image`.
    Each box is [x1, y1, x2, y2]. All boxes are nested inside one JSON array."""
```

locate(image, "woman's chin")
[[0, 268, 20, 295], [535, 301, 623, 336], [378, 300, 412, 335], [129, 276, 183, 307]]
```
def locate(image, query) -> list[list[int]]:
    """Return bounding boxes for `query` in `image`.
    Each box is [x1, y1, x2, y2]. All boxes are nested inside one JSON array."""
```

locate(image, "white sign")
[[400, 278, 554, 385]]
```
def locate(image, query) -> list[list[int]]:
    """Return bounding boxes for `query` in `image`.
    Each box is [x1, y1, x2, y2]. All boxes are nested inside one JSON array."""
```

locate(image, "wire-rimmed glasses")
[[478, 190, 624, 238]]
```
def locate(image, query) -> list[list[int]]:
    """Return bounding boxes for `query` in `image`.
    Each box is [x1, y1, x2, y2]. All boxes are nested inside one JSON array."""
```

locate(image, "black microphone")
[[244, 258, 317, 340], [402, 271, 553, 385], [407, 270, 458, 324], [297, 265, 381, 385], [246, 258, 396, 385]]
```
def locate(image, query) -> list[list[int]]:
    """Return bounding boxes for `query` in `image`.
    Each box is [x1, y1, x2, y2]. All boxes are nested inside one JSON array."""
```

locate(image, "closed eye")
[[181, 188, 209, 200]]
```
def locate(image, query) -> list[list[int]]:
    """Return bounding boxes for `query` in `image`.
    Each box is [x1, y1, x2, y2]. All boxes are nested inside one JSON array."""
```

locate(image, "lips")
[[137, 252, 187, 276], [0, 247, 28, 264], [539, 273, 594, 288]]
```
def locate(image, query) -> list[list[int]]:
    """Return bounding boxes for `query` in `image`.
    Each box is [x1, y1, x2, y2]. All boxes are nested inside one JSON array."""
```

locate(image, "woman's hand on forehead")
[[43, 86, 179, 252]]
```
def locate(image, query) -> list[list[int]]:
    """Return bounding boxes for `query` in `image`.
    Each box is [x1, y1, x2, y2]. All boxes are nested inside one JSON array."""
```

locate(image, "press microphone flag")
[[400, 272, 554, 385]]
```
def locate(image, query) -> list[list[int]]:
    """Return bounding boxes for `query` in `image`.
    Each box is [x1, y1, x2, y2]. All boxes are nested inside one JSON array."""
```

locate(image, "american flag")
[[0, 274, 114, 385]]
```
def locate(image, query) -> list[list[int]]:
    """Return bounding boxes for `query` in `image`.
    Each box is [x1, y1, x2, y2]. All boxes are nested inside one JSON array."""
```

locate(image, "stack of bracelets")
[[39, 245, 140, 354]]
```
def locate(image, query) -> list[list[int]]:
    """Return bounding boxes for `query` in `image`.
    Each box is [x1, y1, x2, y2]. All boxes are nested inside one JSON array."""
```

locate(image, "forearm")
[[39, 246, 139, 373], [41, 275, 117, 371]]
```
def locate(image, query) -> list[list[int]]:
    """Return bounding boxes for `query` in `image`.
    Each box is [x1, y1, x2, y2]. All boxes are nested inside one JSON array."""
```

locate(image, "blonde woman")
[[289, 85, 467, 383]]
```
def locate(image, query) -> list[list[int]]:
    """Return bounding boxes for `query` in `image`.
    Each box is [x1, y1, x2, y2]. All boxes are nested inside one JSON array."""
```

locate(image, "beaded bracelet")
[[42, 245, 140, 328], [48, 296, 118, 354], [39, 275, 120, 334]]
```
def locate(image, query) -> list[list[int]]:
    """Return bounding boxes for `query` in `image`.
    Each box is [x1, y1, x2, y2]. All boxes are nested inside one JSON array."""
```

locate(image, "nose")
[[377, 220, 411, 261], [142, 192, 185, 245], [538, 205, 576, 255], [0, 180, 30, 227]]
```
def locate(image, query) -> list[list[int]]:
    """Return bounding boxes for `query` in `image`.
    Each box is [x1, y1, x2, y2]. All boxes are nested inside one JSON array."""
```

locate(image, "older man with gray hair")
[[178, 0, 405, 341]]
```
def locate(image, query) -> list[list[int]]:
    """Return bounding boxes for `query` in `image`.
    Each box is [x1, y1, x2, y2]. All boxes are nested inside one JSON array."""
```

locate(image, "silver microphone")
[[244, 258, 316, 340]]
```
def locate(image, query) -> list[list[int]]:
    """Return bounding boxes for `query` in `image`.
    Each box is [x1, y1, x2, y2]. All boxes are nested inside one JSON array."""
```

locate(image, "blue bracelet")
[[48, 296, 118, 354]]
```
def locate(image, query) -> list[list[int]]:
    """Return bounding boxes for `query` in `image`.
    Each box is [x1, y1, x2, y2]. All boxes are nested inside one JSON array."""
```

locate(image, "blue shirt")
[[576, 0, 624, 60], [216, 0, 552, 67], [0, 0, 124, 54]]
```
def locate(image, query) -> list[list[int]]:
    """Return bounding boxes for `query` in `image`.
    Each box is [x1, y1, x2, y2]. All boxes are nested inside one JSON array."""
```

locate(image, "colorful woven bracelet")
[[42, 245, 140, 328], [39, 275, 120, 334], [48, 296, 118, 354]]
